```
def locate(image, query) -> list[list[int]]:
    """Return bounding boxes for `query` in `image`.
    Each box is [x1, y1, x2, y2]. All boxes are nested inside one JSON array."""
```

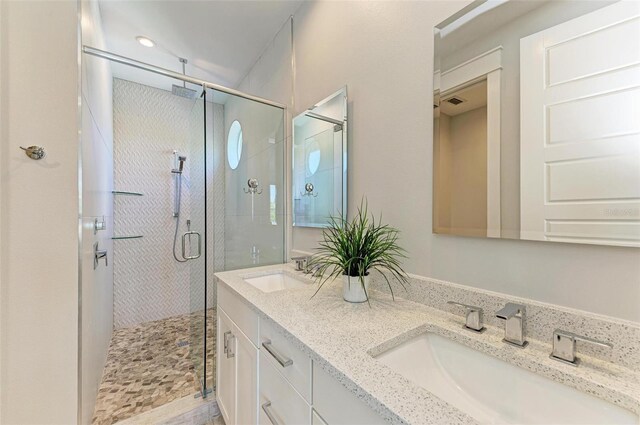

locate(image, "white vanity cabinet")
[[217, 281, 385, 425], [257, 315, 386, 425], [217, 285, 260, 425]]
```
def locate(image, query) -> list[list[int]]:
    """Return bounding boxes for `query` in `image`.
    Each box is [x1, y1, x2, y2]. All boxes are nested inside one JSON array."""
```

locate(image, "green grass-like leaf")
[[308, 198, 409, 305]]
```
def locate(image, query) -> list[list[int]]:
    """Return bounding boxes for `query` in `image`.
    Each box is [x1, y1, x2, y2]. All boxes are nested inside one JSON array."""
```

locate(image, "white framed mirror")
[[433, 0, 640, 247], [293, 87, 347, 228]]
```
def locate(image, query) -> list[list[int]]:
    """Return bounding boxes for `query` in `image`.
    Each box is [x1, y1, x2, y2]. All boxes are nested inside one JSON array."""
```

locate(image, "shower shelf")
[[112, 235, 143, 240], [112, 190, 143, 196]]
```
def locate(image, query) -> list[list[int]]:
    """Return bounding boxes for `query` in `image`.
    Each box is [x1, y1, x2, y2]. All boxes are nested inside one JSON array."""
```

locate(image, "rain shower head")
[[172, 57, 198, 99], [172, 85, 198, 99]]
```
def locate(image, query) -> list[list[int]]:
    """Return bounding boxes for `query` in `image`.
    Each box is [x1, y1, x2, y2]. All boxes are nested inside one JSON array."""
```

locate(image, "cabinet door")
[[235, 326, 259, 425], [217, 309, 236, 425]]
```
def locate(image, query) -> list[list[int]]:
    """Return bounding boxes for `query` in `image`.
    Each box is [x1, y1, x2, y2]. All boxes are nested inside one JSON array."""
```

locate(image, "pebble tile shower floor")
[[92, 310, 216, 424]]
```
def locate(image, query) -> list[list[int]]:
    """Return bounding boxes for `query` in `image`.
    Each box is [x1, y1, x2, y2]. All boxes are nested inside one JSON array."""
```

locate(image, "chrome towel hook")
[[20, 145, 45, 160], [300, 182, 318, 198], [243, 178, 263, 195]]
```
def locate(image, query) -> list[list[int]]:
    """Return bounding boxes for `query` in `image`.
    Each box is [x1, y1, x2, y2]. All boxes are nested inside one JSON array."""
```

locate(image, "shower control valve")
[[93, 242, 108, 269]]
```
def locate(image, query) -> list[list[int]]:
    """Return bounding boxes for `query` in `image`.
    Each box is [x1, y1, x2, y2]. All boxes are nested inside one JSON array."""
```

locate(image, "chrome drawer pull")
[[262, 401, 282, 425], [262, 340, 293, 367]]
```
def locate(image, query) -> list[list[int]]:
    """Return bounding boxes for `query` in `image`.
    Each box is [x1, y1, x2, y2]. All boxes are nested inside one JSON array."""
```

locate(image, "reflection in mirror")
[[293, 87, 347, 228], [433, 0, 640, 247], [435, 80, 489, 237]]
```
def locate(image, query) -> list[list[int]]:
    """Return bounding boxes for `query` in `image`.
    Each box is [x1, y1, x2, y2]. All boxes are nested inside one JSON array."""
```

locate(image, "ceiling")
[[98, 0, 302, 94], [440, 80, 487, 116]]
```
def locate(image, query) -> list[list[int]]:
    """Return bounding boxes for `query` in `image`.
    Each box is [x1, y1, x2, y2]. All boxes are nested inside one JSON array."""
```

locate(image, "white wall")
[[0, 2, 4, 419], [448, 106, 487, 236], [239, 1, 640, 322], [236, 18, 294, 259], [80, 1, 115, 422], [0, 1, 80, 423]]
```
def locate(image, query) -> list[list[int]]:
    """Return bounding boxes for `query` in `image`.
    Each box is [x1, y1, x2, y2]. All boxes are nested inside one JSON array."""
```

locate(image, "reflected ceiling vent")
[[445, 96, 466, 106]]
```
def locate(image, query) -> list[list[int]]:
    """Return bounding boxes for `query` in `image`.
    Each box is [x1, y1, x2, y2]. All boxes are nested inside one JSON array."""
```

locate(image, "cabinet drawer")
[[259, 350, 310, 425], [218, 281, 260, 346], [260, 317, 312, 402], [312, 363, 386, 425]]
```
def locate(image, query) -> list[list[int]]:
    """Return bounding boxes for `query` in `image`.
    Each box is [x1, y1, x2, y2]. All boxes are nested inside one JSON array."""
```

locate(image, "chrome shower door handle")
[[181, 231, 201, 260]]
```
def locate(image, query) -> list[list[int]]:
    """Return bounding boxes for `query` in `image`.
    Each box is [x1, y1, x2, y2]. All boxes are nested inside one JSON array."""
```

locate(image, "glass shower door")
[[220, 89, 286, 270], [186, 92, 209, 395]]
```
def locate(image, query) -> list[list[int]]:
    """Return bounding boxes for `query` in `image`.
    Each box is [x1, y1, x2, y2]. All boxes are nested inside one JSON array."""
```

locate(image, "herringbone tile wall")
[[112, 79, 224, 329]]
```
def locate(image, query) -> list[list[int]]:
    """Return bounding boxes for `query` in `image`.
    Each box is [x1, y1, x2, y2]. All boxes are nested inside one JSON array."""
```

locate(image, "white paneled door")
[[520, 1, 640, 246]]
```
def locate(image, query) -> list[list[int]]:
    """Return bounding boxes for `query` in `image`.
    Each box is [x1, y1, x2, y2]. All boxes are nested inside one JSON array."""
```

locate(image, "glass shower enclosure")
[[84, 45, 286, 401], [193, 88, 286, 394], [187, 87, 286, 395]]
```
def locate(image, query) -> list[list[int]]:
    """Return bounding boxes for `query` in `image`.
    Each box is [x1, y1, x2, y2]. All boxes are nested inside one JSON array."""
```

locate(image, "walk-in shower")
[[82, 46, 287, 424]]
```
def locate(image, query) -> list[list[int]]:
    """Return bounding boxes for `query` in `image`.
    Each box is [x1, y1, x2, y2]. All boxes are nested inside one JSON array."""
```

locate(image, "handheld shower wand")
[[172, 152, 188, 262], [172, 155, 187, 174]]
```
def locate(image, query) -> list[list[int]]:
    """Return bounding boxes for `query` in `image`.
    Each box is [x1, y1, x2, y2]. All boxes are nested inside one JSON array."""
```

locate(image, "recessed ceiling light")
[[136, 36, 155, 48]]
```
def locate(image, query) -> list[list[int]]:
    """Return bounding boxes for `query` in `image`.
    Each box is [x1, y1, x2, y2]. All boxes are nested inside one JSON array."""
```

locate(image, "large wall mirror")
[[433, 0, 640, 247], [293, 87, 347, 228]]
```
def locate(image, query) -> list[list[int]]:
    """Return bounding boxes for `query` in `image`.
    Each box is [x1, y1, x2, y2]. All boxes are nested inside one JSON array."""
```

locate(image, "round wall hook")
[[20, 145, 45, 160]]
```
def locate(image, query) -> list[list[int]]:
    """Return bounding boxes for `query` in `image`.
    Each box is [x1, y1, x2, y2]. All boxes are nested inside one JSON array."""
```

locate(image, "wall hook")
[[243, 178, 263, 195], [20, 145, 46, 160], [300, 182, 318, 198]]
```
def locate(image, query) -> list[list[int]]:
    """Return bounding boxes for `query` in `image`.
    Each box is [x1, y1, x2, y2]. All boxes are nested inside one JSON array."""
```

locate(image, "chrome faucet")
[[291, 256, 309, 272], [496, 303, 528, 347], [550, 329, 612, 366], [447, 301, 485, 333]]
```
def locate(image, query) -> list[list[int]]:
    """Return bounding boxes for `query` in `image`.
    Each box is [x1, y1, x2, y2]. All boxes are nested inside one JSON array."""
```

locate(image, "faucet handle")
[[550, 329, 613, 366], [447, 301, 486, 333]]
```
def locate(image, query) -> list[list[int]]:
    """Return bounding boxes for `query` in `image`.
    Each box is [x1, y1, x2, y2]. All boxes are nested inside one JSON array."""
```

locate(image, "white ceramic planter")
[[342, 274, 370, 303]]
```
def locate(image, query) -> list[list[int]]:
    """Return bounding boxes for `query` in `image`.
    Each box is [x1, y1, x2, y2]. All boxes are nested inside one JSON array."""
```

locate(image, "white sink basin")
[[375, 333, 637, 424], [244, 272, 309, 293]]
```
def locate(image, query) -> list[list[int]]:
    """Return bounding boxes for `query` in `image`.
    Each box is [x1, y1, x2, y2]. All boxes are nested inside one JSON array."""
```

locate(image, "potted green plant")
[[309, 200, 409, 304]]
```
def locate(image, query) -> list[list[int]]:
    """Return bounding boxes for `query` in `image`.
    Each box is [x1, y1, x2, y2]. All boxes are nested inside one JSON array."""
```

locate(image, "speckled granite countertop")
[[215, 264, 640, 425]]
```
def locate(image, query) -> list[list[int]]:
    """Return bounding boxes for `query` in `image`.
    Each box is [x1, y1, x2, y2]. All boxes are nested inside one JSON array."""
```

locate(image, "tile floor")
[[92, 309, 216, 424]]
